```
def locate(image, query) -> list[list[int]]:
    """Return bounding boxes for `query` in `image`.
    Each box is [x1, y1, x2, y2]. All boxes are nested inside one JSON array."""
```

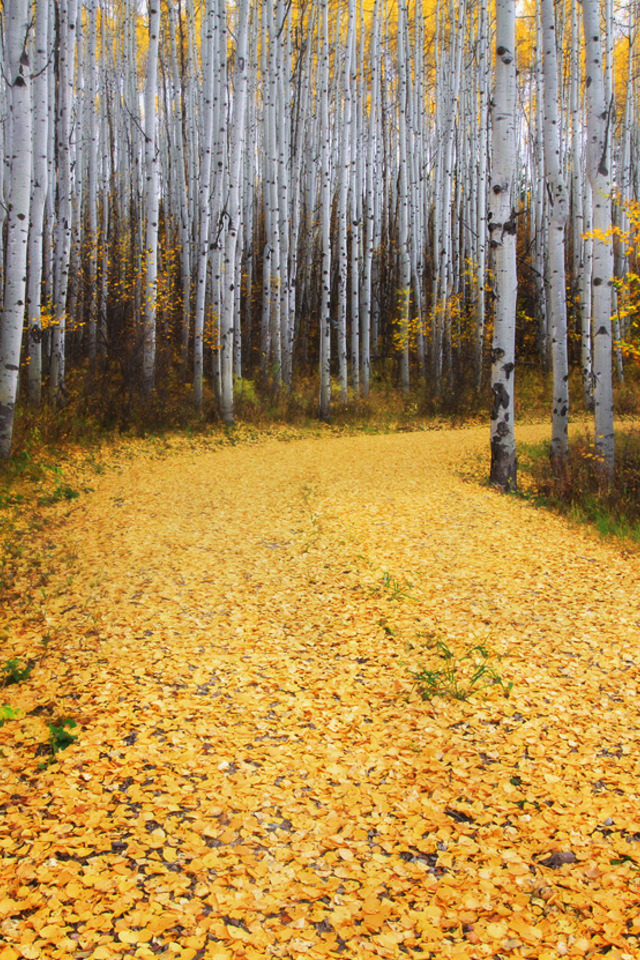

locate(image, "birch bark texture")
[[142, 0, 161, 396], [219, 0, 250, 424], [26, 0, 50, 406], [581, 0, 615, 475], [541, 0, 569, 462], [50, 0, 78, 402], [0, 0, 32, 460], [318, 0, 332, 422], [488, 0, 518, 491]]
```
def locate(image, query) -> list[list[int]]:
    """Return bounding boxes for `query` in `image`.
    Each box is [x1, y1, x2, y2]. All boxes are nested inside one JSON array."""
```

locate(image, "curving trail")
[[1, 424, 640, 960]]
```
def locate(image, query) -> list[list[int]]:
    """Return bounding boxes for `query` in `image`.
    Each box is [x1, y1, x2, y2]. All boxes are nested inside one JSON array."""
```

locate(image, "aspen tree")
[[0, 0, 31, 459], [475, 0, 490, 390], [26, 0, 50, 406], [318, 0, 332, 422], [411, 0, 427, 381], [276, 0, 293, 386], [66, 2, 83, 355], [336, 0, 355, 402], [84, 0, 99, 364], [361, 0, 381, 398], [193, 0, 216, 408], [489, 0, 518, 491], [219, 0, 250, 425], [166, 0, 193, 369], [397, 0, 411, 396], [350, 0, 364, 392], [432, 0, 465, 394], [50, 0, 78, 402], [570, 0, 593, 410], [142, 0, 161, 396], [43, 53, 56, 361], [603, 0, 624, 381], [210, 0, 228, 400], [615, 4, 637, 341], [532, 3, 550, 369], [260, 0, 282, 381], [581, 0, 615, 475], [98, 6, 111, 361], [541, 0, 569, 461]]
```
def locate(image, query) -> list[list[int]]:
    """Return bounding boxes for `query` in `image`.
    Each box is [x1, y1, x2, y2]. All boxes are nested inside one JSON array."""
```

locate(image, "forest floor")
[[1, 423, 640, 960]]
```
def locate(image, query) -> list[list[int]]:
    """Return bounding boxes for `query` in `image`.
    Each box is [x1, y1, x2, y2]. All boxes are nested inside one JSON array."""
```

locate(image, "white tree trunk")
[[488, 0, 518, 490], [142, 0, 160, 396], [397, 0, 411, 397], [570, 0, 593, 410], [541, 0, 569, 461], [85, 0, 99, 364], [318, 0, 332, 422], [219, 0, 250, 425], [50, 0, 78, 402], [26, 0, 50, 406], [193, 0, 216, 408], [0, 0, 32, 459], [475, 0, 489, 390], [582, 0, 615, 475]]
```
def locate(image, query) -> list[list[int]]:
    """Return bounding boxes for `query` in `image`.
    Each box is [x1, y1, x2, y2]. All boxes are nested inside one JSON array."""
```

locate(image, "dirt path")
[[1, 425, 639, 960]]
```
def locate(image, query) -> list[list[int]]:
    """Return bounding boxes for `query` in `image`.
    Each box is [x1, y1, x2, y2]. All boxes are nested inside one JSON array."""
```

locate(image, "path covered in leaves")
[[2, 424, 640, 960]]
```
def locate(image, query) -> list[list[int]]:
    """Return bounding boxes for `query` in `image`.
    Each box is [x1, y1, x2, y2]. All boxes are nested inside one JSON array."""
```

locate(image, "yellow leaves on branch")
[[1, 425, 640, 959]]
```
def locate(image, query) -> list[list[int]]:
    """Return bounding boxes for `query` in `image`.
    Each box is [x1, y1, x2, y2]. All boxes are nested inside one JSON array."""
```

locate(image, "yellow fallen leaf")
[[118, 929, 140, 944], [0, 947, 20, 960], [204, 946, 232, 960]]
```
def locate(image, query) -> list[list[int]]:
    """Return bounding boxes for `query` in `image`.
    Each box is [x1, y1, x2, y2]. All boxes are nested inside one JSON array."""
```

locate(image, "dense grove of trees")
[[0, 0, 639, 481]]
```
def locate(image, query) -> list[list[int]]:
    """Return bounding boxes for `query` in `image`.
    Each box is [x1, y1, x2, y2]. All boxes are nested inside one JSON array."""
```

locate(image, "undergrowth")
[[0, 704, 19, 727], [38, 718, 79, 769], [409, 634, 512, 701], [519, 428, 640, 546], [2, 657, 32, 686]]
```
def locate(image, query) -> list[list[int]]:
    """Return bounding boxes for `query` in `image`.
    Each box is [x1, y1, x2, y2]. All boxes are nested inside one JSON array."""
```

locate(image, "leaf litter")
[[1, 423, 640, 960]]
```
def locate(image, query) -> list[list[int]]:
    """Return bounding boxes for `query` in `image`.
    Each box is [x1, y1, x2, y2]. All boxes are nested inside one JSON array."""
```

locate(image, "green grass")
[[2, 658, 33, 686], [409, 634, 512, 701], [518, 428, 640, 546]]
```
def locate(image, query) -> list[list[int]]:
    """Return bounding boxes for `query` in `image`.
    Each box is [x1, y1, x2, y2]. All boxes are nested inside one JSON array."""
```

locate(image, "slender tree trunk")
[[193, 0, 216, 408], [489, 0, 518, 491], [50, 0, 78, 402], [167, 0, 192, 373], [570, 0, 593, 411], [360, 2, 379, 398], [318, 0, 332, 422], [475, 0, 489, 390], [582, 0, 615, 476], [0, 0, 32, 459], [219, 0, 250, 425], [142, 0, 160, 396], [541, 0, 569, 462], [85, 0, 99, 364], [26, 0, 50, 406], [397, 0, 411, 396]]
